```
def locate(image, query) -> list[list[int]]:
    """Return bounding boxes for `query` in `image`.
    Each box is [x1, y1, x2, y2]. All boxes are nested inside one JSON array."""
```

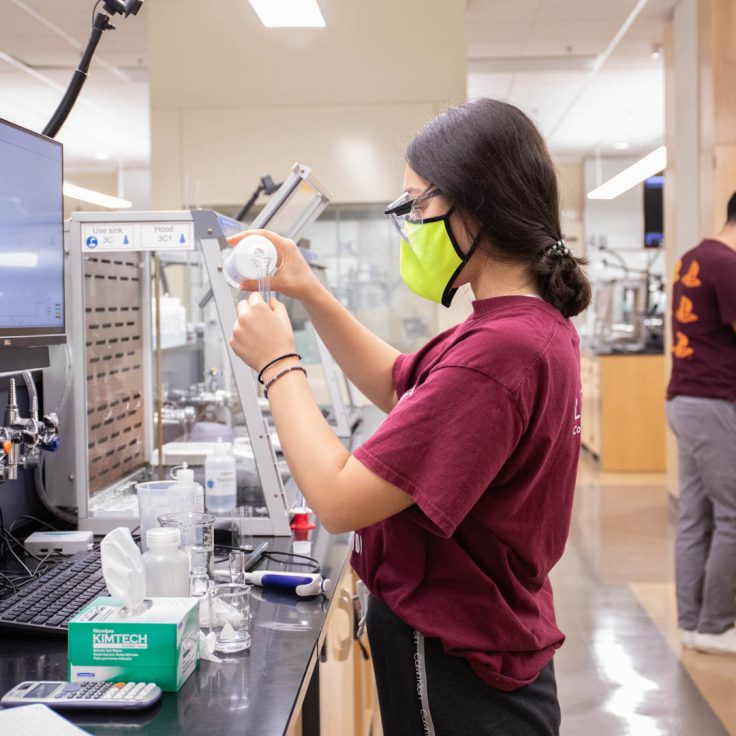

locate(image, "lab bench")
[[0, 526, 380, 736]]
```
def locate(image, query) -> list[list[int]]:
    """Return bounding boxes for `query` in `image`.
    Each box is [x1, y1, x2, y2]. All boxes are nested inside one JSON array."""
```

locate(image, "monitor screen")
[[643, 174, 664, 248], [0, 118, 65, 346]]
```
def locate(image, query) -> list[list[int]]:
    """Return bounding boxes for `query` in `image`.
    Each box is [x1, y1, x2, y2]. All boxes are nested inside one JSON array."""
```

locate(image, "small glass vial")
[[190, 566, 210, 598], [223, 234, 277, 292], [229, 550, 246, 585], [142, 527, 190, 597]]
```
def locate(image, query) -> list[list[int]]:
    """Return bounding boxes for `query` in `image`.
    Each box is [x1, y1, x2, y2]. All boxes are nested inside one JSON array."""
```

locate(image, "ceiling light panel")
[[248, 0, 325, 28], [587, 146, 667, 200], [63, 183, 133, 209]]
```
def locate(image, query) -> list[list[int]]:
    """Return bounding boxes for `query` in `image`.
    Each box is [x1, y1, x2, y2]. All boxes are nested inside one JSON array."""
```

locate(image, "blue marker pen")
[[243, 571, 332, 597]]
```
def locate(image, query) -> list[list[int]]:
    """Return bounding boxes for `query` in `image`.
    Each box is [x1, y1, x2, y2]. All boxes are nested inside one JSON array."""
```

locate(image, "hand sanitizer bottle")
[[205, 439, 237, 514]]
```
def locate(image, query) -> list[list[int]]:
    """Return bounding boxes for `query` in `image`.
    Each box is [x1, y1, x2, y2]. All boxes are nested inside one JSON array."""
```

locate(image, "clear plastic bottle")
[[142, 527, 190, 597], [171, 463, 204, 513], [205, 439, 237, 514]]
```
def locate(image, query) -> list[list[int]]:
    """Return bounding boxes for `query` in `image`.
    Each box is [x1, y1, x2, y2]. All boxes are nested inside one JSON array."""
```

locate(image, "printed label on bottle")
[[206, 470, 236, 495]]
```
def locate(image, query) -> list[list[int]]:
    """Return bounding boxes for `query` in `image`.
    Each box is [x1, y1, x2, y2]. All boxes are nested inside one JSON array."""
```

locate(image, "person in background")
[[667, 191, 736, 655], [229, 99, 591, 735]]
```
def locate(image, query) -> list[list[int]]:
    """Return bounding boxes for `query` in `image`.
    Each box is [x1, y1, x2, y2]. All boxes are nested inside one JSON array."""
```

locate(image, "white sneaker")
[[680, 629, 697, 649], [694, 628, 736, 656]]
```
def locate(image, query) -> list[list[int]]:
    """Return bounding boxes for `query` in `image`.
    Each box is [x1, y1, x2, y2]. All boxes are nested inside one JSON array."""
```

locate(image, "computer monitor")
[[0, 118, 65, 347], [643, 174, 664, 249]]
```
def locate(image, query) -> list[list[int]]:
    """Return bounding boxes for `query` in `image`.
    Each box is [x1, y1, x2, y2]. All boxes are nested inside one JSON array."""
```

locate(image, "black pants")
[[366, 596, 561, 736]]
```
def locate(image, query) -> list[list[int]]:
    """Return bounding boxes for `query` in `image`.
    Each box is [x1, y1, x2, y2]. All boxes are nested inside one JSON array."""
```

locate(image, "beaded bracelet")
[[257, 353, 302, 384], [264, 366, 307, 398]]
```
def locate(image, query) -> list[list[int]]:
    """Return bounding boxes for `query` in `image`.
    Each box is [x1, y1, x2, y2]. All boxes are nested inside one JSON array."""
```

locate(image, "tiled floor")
[[552, 453, 736, 735]]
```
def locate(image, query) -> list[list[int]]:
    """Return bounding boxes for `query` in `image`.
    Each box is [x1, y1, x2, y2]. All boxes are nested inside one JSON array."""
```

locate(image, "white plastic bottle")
[[222, 234, 277, 289], [142, 527, 190, 597], [204, 439, 237, 514], [172, 463, 204, 513]]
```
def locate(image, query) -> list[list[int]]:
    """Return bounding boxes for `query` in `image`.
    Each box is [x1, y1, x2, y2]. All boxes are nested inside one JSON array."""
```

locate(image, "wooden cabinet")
[[319, 569, 382, 736], [581, 355, 601, 457], [581, 353, 667, 472], [319, 566, 356, 736], [286, 566, 381, 736], [351, 574, 382, 736]]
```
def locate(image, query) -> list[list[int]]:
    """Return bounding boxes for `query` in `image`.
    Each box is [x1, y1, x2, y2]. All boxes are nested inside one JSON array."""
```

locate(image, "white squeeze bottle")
[[222, 234, 278, 293], [172, 463, 204, 513], [205, 439, 237, 513], [143, 527, 190, 597]]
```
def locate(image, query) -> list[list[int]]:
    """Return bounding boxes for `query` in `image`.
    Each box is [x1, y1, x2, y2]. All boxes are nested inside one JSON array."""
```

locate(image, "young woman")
[[229, 98, 591, 736]]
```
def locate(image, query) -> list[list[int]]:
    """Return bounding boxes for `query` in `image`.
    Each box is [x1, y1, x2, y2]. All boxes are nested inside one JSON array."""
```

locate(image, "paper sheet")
[[0, 704, 92, 735]]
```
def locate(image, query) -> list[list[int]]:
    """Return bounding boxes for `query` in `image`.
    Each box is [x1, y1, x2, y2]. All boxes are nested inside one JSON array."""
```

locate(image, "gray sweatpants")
[[667, 396, 736, 633]]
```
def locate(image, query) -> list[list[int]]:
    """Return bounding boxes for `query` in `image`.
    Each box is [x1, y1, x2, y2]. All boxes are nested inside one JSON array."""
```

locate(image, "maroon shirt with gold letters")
[[351, 296, 581, 691], [667, 239, 736, 402]]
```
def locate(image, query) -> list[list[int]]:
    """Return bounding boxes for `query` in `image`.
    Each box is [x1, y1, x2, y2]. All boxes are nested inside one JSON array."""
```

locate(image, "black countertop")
[[0, 409, 383, 734], [0, 527, 352, 736]]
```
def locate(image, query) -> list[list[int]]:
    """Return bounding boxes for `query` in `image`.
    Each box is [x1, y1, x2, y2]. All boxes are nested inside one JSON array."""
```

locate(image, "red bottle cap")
[[291, 510, 316, 531]]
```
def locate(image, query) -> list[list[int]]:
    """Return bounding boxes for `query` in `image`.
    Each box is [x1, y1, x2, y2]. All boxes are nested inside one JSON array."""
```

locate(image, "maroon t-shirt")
[[351, 295, 582, 691], [667, 239, 736, 401]]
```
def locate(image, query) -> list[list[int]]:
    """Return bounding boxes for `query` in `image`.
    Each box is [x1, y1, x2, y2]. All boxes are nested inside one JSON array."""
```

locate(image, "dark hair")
[[405, 99, 591, 318], [727, 191, 736, 222]]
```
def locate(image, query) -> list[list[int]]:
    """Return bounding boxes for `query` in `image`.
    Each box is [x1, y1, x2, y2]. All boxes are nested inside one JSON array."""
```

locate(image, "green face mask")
[[400, 210, 477, 307]]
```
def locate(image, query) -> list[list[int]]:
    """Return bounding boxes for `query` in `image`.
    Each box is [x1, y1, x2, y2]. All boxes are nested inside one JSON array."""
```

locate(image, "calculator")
[[1, 680, 162, 710]]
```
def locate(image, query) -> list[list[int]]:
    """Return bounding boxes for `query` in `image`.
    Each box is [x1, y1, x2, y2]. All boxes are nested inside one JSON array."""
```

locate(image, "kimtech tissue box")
[[68, 597, 200, 692]]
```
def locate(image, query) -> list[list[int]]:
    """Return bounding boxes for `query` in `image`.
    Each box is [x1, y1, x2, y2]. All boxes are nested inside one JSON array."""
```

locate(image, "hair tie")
[[542, 239, 571, 259]]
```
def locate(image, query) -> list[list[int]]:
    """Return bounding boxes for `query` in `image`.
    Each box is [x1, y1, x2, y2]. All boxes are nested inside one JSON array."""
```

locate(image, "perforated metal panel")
[[83, 254, 146, 493], [62, 209, 296, 535]]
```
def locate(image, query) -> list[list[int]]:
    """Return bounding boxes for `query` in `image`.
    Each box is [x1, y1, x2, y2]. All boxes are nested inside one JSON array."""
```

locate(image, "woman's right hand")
[[226, 229, 321, 302]]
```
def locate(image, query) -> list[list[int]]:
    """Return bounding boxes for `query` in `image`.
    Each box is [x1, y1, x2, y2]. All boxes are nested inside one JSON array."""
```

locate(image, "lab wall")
[[148, 0, 467, 208], [557, 159, 586, 258], [164, 102, 456, 208]]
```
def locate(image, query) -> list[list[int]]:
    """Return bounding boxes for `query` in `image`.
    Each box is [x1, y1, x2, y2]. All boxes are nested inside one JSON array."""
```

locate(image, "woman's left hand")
[[230, 293, 296, 372]]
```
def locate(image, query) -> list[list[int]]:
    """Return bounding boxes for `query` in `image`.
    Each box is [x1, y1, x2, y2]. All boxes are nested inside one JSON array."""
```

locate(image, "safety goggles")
[[384, 188, 442, 245]]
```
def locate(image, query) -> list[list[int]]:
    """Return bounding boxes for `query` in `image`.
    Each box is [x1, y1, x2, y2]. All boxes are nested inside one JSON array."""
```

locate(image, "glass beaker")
[[136, 480, 194, 551], [208, 583, 252, 653], [158, 511, 216, 575]]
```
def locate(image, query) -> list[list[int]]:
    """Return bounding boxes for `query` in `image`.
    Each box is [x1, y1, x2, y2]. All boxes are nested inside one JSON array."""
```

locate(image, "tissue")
[[205, 596, 246, 629], [199, 631, 222, 663], [100, 527, 146, 615]]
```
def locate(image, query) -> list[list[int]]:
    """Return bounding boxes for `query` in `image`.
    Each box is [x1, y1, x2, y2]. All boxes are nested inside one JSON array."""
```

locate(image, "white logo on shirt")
[[353, 532, 362, 555], [572, 389, 582, 436]]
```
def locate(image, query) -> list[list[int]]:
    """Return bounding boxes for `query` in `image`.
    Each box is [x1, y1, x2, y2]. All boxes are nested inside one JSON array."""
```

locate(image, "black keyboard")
[[0, 549, 107, 636]]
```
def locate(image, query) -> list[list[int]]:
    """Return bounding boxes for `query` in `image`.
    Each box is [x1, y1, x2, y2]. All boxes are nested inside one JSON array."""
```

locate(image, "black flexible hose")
[[236, 185, 265, 223], [42, 12, 111, 139]]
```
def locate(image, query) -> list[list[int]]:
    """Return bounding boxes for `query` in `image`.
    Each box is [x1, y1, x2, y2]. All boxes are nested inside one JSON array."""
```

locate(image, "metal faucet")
[[1, 378, 60, 482]]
